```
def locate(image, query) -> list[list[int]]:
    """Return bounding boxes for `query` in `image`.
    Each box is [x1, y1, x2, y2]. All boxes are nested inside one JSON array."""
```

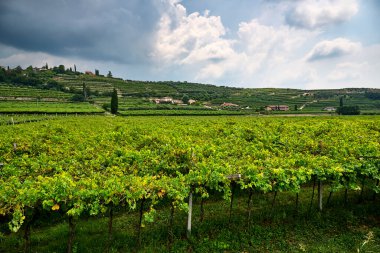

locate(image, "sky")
[[0, 0, 379, 89]]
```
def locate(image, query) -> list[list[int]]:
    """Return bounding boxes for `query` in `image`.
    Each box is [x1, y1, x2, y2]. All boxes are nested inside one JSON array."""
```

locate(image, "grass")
[[1, 186, 379, 252]]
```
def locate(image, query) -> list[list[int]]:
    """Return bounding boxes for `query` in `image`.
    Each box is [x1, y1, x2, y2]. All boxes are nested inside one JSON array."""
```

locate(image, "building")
[[324, 107, 336, 112], [221, 102, 239, 107], [265, 105, 289, 111], [172, 99, 183, 105]]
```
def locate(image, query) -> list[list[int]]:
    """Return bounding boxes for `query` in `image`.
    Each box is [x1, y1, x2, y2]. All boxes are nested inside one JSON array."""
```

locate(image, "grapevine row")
[[0, 116, 379, 251]]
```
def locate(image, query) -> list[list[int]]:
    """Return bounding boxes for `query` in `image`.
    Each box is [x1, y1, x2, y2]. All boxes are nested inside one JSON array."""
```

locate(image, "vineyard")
[[0, 115, 379, 252]]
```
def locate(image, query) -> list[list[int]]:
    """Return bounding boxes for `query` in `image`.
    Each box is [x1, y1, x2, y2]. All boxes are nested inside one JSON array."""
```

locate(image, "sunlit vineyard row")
[[0, 116, 379, 248]]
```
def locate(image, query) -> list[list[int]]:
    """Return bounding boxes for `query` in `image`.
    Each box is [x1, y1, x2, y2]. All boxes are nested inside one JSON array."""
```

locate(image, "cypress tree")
[[111, 88, 118, 114]]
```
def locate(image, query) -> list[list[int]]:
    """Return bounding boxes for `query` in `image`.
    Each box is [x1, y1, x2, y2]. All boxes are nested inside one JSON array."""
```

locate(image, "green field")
[[1, 115, 379, 252], [0, 101, 103, 113]]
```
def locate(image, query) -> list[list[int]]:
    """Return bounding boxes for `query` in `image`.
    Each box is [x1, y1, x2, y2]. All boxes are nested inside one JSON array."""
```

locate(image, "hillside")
[[0, 65, 379, 114]]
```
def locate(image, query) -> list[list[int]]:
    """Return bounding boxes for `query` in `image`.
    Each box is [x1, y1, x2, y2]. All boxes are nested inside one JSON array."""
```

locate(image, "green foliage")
[[110, 88, 118, 114], [107, 71, 112, 78], [182, 94, 190, 104], [71, 94, 86, 102], [337, 106, 360, 115], [365, 91, 380, 100]]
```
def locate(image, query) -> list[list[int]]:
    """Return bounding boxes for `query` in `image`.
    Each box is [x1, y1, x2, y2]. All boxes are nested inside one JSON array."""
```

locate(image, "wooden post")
[[187, 190, 193, 238], [247, 188, 253, 227], [317, 180, 323, 212], [108, 206, 113, 242], [229, 181, 236, 223], [270, 191, 278, 217], [226, 174, 241, 224], [359, 178, 365, 203], [138, 198, 145, 246], [344, 188, 348, 206], [67, 217, 75, 253], [168, 202, 175, 245], [199, 198, 204, 222], [373, 179, 379, 201], [308, 176, 316, 213], [326, 191, 333, 206], [23, 220, 31, 253]]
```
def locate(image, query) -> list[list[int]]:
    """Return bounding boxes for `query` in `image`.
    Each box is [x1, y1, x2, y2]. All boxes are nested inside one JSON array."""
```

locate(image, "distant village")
[[150, 96, 336, 112]]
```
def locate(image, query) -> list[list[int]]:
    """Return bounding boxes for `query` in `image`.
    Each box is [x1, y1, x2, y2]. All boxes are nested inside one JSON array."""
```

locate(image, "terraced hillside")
[[0, 83, 71, 101], [0, 66, 379, 114]]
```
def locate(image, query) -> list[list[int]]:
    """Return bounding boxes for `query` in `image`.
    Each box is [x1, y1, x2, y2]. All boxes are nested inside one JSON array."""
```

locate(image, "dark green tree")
[[182, 94, 190, 104], [0, 67, 6, 82], [111, 88, 118, 114], [74, 65, 77, 73], [95, 69, 99, 76], [294, 105, 298, 111], [14, 66, 23, 74], [339, 96, 344, 107], [58, 65, 65, 74], [107, 71, 113, 78], [82, 82, 89, 101], [337, 106, 360, 115]]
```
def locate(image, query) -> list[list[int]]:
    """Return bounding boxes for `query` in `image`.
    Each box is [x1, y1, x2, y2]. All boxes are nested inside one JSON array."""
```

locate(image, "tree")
[[82, 82, 90, 101], [294, 105, 298, 111], [58, 65, 65, 74], [14, 66, 23, 74], [45, 63, 48, 69], [95, 69, 99, 76], [107, 71, 113, 78], [111, 88, 118, 114], [182, 94, 190, 104], [339, 96, 344, 107], [337, 106, 360, 115], [74, 65, 77, 73]]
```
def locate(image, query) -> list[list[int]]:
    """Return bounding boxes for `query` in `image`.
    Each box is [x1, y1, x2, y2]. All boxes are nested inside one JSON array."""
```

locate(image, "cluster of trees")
[[337, 106, 360, 115], [0, 66, 63, 90], [338, 96, 360, 115], [365, 91, 380, 100]]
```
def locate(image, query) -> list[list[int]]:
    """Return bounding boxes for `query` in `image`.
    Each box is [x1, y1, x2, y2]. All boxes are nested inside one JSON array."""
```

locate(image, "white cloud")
[[306, 44, 380, 89], [286, 0, 359, 29], [153, 3, 233, 66], [306, 38, 361, 61], [195, 20, 317, 86]]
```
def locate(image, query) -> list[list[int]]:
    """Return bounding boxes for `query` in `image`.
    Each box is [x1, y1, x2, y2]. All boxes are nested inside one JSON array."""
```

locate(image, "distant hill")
[[0, 65, 379, 114]]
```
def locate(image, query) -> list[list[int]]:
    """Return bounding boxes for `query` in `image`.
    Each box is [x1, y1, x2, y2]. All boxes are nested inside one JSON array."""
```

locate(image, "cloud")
[[153, 4, 234, 66], [327, 61, 367, 81], [306, 38, 361, 61], [194, 19, 317, 86], [0, 0, 163, 64], [305, 44, 380, 89], [285, 0, 359, 29], [0, 0, 378, 89]]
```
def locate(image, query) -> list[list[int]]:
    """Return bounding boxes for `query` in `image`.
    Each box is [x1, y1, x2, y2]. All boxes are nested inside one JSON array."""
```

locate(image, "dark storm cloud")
[[0, 0, 161, 63]]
